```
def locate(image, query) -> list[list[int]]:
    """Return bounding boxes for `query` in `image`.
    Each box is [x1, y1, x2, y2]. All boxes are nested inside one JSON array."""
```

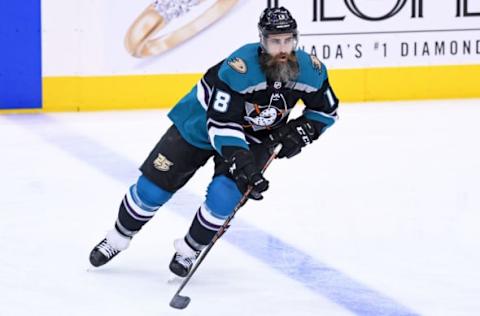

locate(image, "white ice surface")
[[1, 99, 479, 316]]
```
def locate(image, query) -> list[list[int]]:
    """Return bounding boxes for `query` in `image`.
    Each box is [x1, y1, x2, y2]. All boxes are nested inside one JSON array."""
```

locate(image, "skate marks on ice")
[[2, 113, 421, 315]]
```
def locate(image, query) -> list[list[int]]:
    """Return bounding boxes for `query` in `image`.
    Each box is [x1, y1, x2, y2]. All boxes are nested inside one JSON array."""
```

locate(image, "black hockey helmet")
[[258, 6, 298, 37]]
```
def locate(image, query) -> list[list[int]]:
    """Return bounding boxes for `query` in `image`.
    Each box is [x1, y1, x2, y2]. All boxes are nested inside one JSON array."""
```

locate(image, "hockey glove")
[[226, 149, 269, 200], [269, 117, 320, 159]]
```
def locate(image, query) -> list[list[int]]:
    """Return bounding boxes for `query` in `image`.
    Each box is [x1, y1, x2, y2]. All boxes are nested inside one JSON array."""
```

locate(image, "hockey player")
[[89, 6, 339, 277]]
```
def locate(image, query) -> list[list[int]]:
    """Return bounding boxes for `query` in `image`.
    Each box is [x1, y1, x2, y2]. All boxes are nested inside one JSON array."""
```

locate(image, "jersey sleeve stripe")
[[207, 118, 244, 132], [208, 126, 246, 144], [304, 109, 338, 128], [293, 82, 318, 93], [239, 82, 268, 94], [196, 80, 210, 110]]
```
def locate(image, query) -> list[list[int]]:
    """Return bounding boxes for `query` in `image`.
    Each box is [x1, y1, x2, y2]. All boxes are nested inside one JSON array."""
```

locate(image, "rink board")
[[2, 0, 480, 112], [38, 64, 480, 112]]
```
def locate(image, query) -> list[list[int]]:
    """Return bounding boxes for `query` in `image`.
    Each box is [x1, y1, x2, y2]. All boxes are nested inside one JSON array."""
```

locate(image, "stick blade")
[[170, 294, 191, 309]]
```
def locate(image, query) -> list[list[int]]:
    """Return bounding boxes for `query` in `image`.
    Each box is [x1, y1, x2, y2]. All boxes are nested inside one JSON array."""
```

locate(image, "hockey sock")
[[184, 204, 226, 250], [114, 184, 160, 238], [114, 176, 173, 238]]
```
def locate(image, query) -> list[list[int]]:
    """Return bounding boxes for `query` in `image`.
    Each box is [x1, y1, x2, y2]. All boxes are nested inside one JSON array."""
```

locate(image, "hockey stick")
[[169, 144, 283, 309]]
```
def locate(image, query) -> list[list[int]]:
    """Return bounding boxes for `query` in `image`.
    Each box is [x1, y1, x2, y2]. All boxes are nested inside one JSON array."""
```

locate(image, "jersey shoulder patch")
[[309, 54, 323, 74], [227, 57, 247, 74], [218, 43, 264, 93], [296, 49, 328, 90]]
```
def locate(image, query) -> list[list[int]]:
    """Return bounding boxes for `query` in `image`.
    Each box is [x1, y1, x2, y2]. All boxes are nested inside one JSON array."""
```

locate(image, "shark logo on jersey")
[[153, 154, 173, 171], [227, 57, 247, 74], [244, 93, 289, 131]]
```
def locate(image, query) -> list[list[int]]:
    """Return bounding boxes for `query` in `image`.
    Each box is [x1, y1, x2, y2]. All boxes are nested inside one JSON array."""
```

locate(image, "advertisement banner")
[[297, 0, 480, 68], [2, 0, 479, 111], [41, 0, 480, 76]]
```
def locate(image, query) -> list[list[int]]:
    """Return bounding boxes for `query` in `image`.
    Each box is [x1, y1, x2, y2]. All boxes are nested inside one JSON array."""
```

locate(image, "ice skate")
[[169, 238, 200, 277], [89, 230, 131, 267]]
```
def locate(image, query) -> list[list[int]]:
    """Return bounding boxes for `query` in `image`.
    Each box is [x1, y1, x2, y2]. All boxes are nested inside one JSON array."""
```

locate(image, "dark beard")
[[259, 52, 299, 83]]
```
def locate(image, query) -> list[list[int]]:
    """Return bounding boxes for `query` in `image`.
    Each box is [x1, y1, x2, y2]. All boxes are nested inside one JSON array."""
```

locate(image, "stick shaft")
[[171, 144, 282, 298]]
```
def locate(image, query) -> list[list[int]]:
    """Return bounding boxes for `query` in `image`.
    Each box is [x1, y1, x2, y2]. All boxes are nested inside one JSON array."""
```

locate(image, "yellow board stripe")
[[0, 109, 44, 115], [1, 64, 479, 113], [42, 74, 201, 112], [331, 64, 480, 102]]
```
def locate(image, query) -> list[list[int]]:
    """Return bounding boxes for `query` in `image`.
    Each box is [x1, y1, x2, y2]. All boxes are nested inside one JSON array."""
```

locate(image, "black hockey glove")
[[226, 149, 269, 200], [269, 117, 320, 159]]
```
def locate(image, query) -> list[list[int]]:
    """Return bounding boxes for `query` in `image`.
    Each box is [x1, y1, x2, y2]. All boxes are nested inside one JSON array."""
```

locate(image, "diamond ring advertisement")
[[125, 0, 239, 58]]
